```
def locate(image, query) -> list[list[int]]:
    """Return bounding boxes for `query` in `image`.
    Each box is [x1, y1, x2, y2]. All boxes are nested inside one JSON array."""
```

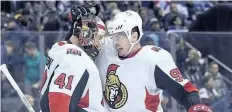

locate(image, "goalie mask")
[[80, 16, 106, 48], [80, 16, 106, 60]]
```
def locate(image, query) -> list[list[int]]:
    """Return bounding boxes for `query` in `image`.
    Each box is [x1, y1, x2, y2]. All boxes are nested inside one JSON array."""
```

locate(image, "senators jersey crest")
[[104, 64, 128, 109]]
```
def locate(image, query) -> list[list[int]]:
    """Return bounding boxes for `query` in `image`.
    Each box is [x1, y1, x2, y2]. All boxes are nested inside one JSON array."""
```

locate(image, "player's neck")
[[124, 44, 142, 58], [69, 35, 80, 46], [130, 44, 142, 53], [119, 44, 142, 60]]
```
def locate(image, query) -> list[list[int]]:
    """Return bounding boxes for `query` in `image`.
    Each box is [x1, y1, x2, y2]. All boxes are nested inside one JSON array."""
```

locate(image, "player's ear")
[[131, 31, 139, 43]]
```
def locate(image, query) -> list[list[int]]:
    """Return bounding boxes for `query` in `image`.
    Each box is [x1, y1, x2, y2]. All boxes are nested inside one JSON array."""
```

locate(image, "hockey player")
[[39, 4, 105, 112], [95, 10, 212, 112]]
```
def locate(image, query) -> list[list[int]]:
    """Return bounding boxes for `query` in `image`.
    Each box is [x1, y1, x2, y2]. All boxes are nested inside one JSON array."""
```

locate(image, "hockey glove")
[[66, 5, 85, 40], [188, 104, 212, 112], [68, 4, 101, 22], [68, 5, 86, 22]]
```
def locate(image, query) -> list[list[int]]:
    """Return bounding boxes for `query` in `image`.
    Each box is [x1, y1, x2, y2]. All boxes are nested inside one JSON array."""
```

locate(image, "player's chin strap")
[[125, 34, 143, 57]]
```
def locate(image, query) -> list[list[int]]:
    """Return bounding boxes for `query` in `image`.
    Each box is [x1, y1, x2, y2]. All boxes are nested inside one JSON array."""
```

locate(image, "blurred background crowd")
[[1, 1, 232, 112]]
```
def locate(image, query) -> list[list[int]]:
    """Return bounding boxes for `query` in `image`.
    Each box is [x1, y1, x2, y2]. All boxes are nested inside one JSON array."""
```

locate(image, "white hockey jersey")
[[96, 43, 199, 112], [39, 41, 104, 112]]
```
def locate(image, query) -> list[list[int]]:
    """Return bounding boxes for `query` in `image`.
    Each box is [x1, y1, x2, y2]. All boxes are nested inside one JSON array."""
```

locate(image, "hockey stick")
[[0, 64, 35, 112]]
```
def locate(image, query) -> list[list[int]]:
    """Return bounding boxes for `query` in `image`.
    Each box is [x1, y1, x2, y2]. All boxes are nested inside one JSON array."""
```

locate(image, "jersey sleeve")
[[41, 52, 89, 112], [152, 47, 201, 110]]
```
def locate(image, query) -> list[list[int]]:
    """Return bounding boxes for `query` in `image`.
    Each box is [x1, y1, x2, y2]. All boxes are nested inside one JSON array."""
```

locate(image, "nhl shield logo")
[[104, 64, 128, 109]]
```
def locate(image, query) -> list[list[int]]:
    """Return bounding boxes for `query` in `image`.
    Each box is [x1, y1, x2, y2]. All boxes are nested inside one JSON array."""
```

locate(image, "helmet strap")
[[125, 28, 143, 56], [125, 38, 141, 56]]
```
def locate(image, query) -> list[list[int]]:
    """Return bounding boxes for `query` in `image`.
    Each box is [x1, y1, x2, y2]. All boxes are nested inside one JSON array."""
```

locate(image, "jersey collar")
[[119, 47, 143, 60]]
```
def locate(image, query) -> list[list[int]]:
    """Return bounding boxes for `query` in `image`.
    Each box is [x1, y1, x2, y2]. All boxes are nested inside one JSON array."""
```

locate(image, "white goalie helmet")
[[106, 10, 144, 56], [94, 16, 106, 50], [95, 16, 106, 36]]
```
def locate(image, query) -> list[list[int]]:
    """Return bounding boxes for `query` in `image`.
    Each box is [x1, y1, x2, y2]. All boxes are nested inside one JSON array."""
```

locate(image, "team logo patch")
[[66, 48, 81, 56], [104, 64, 128, 109], [151, 46, 161, 52]]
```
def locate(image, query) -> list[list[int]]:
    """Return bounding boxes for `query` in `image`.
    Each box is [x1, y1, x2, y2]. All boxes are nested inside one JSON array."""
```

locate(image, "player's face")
[[109, 85, 119, 102], [111, 32, 131, 57]]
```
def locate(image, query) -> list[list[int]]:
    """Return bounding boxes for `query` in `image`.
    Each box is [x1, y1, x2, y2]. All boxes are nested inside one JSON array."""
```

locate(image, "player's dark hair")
[[131, 26, 140, 40]]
